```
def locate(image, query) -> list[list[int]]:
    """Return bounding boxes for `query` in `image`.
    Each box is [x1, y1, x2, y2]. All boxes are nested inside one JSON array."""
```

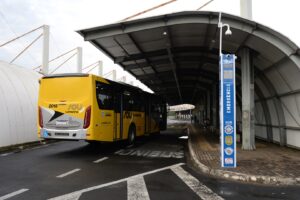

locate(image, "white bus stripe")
[[48, 163, 184, 200], [93, 157, 108, 163], [0, 188, 29, 200], [56, 168, 81, 178], [127, 176, 150, 200], [171, 166, 224, 200]]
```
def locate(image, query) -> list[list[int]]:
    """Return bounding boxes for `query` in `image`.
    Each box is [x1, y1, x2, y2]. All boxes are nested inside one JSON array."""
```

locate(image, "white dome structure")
[[0, 61, 41, 147]]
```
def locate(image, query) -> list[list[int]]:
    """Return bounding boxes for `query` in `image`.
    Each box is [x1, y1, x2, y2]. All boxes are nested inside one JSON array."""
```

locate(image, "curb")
[[187, 133, 300, 186], [0, 139, 58, 154]]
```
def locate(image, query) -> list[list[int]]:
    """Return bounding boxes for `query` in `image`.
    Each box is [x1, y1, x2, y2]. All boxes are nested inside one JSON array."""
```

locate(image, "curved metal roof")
[[77, 11, 300, 102], [78, 11, 300, 148]]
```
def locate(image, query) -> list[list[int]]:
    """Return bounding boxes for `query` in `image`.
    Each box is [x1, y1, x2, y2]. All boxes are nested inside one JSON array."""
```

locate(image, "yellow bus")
[[38, 73, 167, 144]]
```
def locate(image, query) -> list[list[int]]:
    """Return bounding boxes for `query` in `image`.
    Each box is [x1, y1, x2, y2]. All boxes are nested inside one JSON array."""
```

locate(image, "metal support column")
[[240, 0, 252, 20], [121, 76, 126, 83], [42, 25, 50, 75], [77, 47, 83, 73], [98, 61, 103, 76], [241, 48, 256, 150], [206, 90, 211, 121], [112, 69, 116, 81]]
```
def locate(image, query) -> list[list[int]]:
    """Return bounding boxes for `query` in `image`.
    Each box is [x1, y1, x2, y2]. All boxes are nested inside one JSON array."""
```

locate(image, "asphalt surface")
[[0, 128, 299, 200]]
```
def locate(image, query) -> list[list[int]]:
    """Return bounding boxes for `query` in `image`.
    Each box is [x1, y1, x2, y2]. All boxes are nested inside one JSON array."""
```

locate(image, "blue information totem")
[[220, 54, 236, 168]]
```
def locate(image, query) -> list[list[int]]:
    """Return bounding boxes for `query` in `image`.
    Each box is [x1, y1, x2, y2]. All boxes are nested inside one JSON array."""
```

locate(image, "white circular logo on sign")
[[224, 125, 233, 134], [224, 147, 234, 156], [225, 158, 234, 165]]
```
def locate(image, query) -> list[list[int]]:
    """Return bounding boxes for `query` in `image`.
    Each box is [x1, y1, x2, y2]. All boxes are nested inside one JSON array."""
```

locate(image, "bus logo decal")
[[49, 104, 58, 108], [124, 111, 132, 119], [68, 104, 83, 110], [48, 111, 64, 122]]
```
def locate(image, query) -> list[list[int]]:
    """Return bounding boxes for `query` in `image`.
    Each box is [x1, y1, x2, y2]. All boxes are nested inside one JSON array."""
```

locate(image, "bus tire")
[[127, 125, 136, 145]]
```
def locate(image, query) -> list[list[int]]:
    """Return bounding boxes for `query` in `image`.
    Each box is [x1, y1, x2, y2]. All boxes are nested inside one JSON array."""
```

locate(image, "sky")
[[0, 0, 300, 92]]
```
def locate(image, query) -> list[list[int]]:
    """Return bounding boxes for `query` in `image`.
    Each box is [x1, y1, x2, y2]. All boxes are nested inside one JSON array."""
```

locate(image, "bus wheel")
[[127, 126, 136, 145]]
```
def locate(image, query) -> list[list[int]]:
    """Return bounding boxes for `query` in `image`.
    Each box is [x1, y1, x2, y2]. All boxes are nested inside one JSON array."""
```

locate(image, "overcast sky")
[[0, 0, 299, 92]]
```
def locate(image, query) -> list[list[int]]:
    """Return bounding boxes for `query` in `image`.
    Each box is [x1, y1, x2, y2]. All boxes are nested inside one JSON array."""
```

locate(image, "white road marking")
[[48, 163, 184, 200], [114, 149, 124, 154], [93, 157, 108, 163], [115, 149, 184, 159], [171, 166, 224, 200], [0, 188, 29, 200], [127, 176, 150, 200], [56, 168, 81, 178]]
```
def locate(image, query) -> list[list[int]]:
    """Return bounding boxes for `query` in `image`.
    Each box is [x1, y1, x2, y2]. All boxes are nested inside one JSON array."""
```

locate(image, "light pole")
[[218, 12, 237, 168], [218, 12, 232, 57]]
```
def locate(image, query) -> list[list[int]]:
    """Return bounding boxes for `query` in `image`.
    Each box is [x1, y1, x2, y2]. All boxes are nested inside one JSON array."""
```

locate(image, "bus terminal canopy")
[[77, 11, 300, 104], [77, 11, 300, 148], [78, 11, 300, 148]]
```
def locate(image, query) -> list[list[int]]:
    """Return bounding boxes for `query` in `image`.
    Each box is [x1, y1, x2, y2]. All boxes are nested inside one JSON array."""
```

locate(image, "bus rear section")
[[38, 74, 92, 140]]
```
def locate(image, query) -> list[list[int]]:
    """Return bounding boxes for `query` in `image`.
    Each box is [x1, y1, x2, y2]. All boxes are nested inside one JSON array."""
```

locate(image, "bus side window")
[[135, 92, 145, 112], [123, 91, 131, 111], [96, 81, 114, 110], [123, 91, 145, 112]]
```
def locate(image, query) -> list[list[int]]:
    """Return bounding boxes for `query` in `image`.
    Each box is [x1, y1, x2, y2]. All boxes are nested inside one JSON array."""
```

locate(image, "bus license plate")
[[56, 121, 68, 126]]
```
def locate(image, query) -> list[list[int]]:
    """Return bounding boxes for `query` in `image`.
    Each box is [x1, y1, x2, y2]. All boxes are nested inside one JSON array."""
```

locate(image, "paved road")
[[0, 128, 299, 200]]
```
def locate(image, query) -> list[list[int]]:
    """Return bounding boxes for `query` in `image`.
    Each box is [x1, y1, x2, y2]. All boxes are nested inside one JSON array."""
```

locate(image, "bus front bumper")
[[40, 128, 87, 140]]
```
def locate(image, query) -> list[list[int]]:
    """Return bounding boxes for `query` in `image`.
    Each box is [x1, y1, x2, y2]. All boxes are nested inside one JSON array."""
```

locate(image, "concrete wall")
[[0, 61, 41, 148]]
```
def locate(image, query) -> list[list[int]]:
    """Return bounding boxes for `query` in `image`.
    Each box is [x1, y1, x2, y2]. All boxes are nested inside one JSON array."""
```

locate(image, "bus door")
[[95, 81, 114, 141], [114, 91, 123, 140]]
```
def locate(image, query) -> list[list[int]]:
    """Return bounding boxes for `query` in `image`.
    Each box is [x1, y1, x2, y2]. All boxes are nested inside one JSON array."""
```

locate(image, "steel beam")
[[42, 25, 50, 75], [263, 56, 290, 73], [256, 71, 287, 146], [164, 28, 182, 102], [115, 46, 219, 63], [256, 124, 300, 131], [255, 84, 273, 142], [123, 56, 218, 70], [137, 68, 217, 81], [234, 25, 256, 54], [127, 33, 158, 74], [77, 47, 83, 73]]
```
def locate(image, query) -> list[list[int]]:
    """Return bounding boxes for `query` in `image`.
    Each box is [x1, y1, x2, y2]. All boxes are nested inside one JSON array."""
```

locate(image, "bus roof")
[[41, 73, 163, 101], [42, 73, 145, 93], [42, 73, 89, 79]]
